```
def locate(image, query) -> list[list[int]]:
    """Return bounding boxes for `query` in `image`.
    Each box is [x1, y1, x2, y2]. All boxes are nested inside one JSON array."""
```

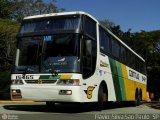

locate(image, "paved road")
[[0, 102, 160, 120]]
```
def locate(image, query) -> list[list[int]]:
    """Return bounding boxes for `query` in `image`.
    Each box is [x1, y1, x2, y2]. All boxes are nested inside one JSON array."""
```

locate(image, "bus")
[[11, 11, 147, 110]]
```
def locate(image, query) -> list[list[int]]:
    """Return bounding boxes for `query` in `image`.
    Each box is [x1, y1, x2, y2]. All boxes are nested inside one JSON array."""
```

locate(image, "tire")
[[46, 101, 55, 110], [96, 85, 104, 111], [134, 92, 141, 106]]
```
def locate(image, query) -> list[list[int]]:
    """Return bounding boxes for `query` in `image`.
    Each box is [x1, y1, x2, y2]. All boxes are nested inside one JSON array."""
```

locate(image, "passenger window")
[[112, 38, 120, 59], [99, 27, 110, 53], [120, 45, 126, 64]]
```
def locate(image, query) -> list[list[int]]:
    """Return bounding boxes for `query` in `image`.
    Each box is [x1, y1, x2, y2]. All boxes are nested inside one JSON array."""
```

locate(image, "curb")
[[0, 100, 34, 103]]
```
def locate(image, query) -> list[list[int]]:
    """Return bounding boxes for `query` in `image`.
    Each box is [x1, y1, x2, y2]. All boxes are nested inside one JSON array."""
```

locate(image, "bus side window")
[[99, 27, 111, 54], [82, 39, 92, 79], [82, 37, 97, 79], [111, 38, 120, 60], [83, 16, 96, 39], [120, 45, 126, 64]]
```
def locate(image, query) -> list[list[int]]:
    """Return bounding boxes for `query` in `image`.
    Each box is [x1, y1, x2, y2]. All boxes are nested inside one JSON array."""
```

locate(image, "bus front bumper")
[[10, 85, 82, 102]]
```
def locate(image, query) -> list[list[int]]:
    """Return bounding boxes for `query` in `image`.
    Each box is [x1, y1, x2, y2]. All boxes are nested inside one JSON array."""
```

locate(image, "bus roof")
[[24, 11, 145, 62], [24, 11, 98, 21]]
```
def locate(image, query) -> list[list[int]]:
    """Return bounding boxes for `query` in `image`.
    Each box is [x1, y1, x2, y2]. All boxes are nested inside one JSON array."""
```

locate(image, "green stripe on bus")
[[109, 58, 122, 101], [116, 61, 126, 100]]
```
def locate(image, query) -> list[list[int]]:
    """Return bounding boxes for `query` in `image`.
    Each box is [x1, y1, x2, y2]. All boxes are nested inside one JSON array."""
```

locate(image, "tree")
[[0, 0, 65, 22], [99, 19, 115, 30], [0, 19, 19, 71], [11, 0, 65, 22], [99, 19, 123, 39], [0, 0, 15, 19]]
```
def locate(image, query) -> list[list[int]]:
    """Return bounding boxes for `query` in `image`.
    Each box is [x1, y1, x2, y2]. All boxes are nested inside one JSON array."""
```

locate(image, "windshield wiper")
[[42, 60, 58, 77], [48, 63, 58, 76], [22, 67, 30, 76], [41, 37, 58, 76]]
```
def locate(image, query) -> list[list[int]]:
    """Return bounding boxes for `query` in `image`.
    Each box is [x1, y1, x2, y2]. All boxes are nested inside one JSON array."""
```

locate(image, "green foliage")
[[0, 0, 65, 22], [99, 19, 124, 39], [0, 19, 20, 71], [99, 19, 115, 30], [0, 0, 15, 19]]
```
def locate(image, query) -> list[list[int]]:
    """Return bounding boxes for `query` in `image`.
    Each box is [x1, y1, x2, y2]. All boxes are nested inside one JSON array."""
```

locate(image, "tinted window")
[[20, 16, 81, 33], [98, 25, 146, 75], [17, 34, 81, 74], [126, 50, 130, 66], [84, 16, 96, 39], [19, 37, 42, 66], [112, 38, 120, 59], [82, 36, 97, 79], [44, 34, 80, 59], [139, 60, 146, 74], [130, 53, 135, 69], [99, 27, 110, 53], [135, 57, 140, 72], [120, 45, 126, 63]]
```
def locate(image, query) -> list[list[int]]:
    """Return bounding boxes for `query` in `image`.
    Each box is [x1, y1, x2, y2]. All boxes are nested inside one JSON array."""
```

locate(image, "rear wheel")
[[134, 91, 141, 106]]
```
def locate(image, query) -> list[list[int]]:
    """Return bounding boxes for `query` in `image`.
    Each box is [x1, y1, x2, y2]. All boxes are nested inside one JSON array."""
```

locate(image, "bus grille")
[[25, 80, 57, 84]]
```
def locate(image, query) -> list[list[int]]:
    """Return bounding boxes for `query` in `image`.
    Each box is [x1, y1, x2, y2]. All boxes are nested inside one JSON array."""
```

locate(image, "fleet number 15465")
[[15, 75, 34, 80]]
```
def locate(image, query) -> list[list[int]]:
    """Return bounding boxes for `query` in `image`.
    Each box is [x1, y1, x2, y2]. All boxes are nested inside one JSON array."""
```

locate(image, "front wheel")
[[96, 86, 104, 111]]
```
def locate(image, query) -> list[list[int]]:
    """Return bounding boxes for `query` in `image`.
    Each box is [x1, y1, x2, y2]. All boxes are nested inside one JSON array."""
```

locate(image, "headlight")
[[12, 80, 24, 85], [57, 79, 80, 86]]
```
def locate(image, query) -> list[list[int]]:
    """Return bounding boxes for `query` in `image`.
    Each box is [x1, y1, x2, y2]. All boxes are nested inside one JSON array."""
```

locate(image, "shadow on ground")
[[3, 102, 135, 113], [146, 102, 160, 110]]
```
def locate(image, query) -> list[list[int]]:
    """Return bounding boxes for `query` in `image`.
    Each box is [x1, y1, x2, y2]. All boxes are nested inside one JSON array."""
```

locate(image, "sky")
[[46, 0, 160, 32]]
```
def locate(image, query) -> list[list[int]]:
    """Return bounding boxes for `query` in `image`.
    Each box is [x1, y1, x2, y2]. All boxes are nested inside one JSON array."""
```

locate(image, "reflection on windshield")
[[44, 34, 80, 59], [18, 37, 42, 66], [42, 56, 80, 73], [15, 34, 80, 73]]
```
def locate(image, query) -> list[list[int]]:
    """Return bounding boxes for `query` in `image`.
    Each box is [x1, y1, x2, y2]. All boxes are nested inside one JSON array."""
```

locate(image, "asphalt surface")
[[0, 102, 160, 120]]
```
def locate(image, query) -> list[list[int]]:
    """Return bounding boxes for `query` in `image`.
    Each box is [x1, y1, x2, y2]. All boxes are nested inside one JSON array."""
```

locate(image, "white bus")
[[11, 11, 147, 110]]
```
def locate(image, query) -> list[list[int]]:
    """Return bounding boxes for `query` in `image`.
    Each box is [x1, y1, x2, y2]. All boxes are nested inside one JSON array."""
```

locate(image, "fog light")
[[59, 90, 72, 95], [11, 89, 22, 98], [66, 90, 72, 95]]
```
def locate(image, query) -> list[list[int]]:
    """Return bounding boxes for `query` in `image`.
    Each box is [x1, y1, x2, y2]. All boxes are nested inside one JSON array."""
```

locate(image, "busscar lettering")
[[53, 62, 67, 65], [129, 70, 139, 80]]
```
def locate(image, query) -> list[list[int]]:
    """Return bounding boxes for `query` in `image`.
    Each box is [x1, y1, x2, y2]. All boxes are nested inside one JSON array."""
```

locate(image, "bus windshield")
[[15, 34, 80, 73], [20, 15, 81, 34]]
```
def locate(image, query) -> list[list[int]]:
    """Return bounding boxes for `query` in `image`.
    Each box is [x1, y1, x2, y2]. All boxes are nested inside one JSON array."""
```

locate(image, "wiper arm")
[[42, 60, 58, 76], [48, 63, 58, 76], [22, 67, 29, 75]]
